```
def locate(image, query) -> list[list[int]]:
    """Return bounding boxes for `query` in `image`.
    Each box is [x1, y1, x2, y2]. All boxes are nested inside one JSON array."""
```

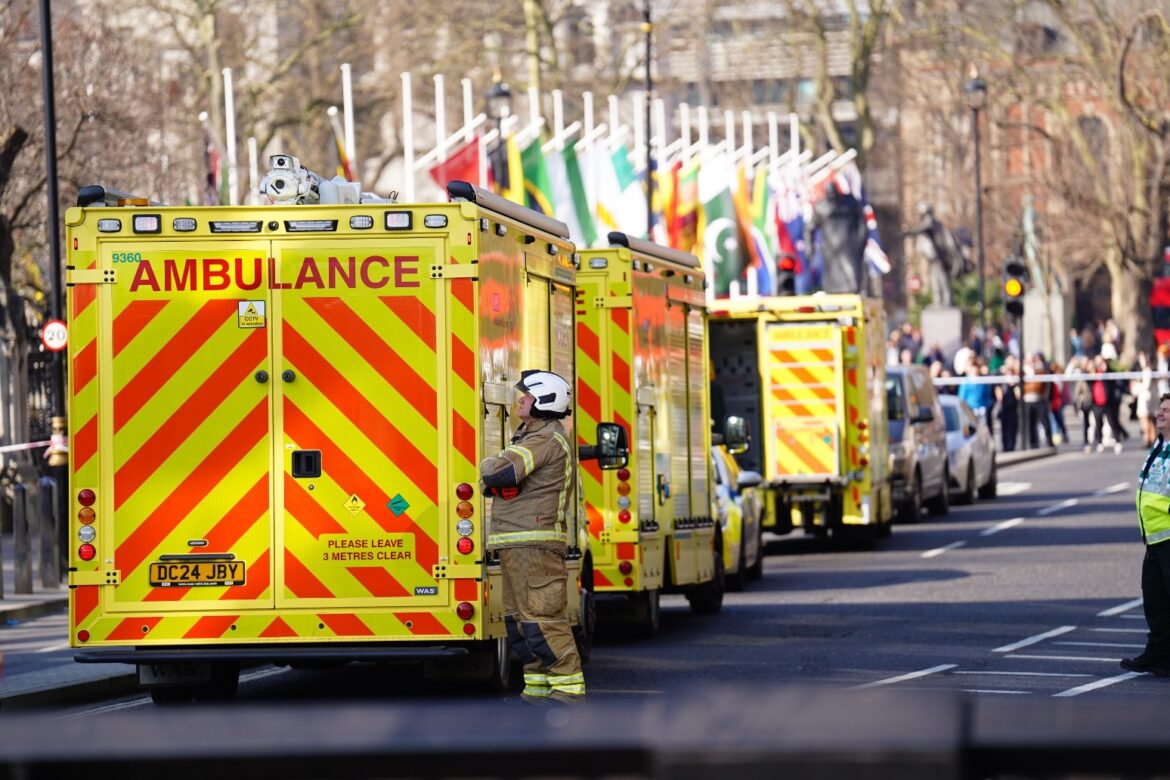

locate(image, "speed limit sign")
[[41, 319, 68, 352]]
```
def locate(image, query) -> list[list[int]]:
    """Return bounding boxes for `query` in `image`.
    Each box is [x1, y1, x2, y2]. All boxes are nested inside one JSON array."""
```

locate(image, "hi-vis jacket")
[[480, 419, 574, 551], [1137, 442, 1170, 545]]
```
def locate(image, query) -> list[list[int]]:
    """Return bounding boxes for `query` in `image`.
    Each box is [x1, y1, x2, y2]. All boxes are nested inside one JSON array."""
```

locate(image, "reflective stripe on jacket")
[[1137, 443, 1170, 545], [480, 418, 574, 550]]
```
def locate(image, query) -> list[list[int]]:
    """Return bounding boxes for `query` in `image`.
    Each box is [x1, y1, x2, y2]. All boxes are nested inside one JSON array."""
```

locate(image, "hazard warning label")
[[344, 494, 366, 516], [238, 300, 266, 328]]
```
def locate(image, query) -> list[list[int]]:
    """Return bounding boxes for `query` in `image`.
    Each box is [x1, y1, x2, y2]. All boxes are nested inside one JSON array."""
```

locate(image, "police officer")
[[1124, 392, 1170, 676], [479, 370, 584, 703]]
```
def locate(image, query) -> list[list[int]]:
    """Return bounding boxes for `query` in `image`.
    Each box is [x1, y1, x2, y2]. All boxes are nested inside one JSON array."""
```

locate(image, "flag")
[[328, 110, 356, 181], [502, 135, 525, 206], [521, 138, 554, 215], [611, 144, 648, 238], [834, 161, 890, 274], [732, 164, 768, 293], [672, 158, 701, 254], [699, 151, 744, 296], [590, 143, 647, 238], [429, 136, 483, 191], [562, 141, 597, 246], [547, 145, 586, 243]]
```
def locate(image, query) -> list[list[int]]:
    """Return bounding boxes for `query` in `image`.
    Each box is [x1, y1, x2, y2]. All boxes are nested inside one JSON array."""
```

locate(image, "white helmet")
[[516, 370, 572, 419]]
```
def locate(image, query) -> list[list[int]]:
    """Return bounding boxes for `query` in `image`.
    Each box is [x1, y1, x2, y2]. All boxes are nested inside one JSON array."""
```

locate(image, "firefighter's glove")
[[485, 485, 521, 500]]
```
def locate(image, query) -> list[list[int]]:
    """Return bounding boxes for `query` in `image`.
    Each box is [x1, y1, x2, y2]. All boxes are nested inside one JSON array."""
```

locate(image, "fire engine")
[[65, 166, 626, 702], [709, 293, 893, 544], [576, 233, 747, 634]]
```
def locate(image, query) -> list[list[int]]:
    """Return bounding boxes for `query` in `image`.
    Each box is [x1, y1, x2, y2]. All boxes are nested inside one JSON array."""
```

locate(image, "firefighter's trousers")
[[499, 546, 585, 700]]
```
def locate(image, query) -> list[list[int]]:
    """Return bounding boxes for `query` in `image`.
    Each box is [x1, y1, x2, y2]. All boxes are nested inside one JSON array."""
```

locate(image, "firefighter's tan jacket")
[[480, 418, 574, 551]]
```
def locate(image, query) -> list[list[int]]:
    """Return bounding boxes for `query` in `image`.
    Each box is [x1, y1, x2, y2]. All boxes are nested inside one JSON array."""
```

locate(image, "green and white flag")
[[699, 151, 744, 296], [563, 141, 597, 246], [588, 143, 647, 239], [545, 141, 597, 246]]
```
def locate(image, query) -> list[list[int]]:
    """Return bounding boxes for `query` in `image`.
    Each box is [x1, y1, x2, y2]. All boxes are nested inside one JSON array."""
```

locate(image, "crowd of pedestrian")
[[886, 318, 1161, 454]]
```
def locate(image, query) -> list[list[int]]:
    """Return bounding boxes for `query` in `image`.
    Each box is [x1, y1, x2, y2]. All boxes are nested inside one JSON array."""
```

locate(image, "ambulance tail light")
[[859, 457, 869, 467], [455, 482, 474, 500], [618, 509, 632, 524], [857, 420, 868, 431], [617, 468, 631, 481], [78, 507, 96, 524], [78, 544, 96, 561], [78, 488, 96, 507], [456, 602, 475, 620], [456, 536, 475, 555], [456, 501, 474, 518], [617, 482, 631, 496], [618, 561, 633, 575]]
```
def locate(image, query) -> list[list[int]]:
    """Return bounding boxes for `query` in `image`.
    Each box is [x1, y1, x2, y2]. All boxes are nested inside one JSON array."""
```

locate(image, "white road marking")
[[1054, 641, 1144, 649], [849, 664, 957, 690], [1091, 628, 1146, 634], [997, 482, 1032, 496], [922, 541, 966, 559], [993, 626, 1076, 653], [1097, 598, 1143, 617], [1037, 498, 1078, 516], [981, 518, 1024, 537], [1053, 672, 1142, 698], [35, 640, 71, 653], [952, 671, 1093, 678], [61, 666, 291, 718], [1121, 615, 1146, 620], [1093, 482, 1131, 496], [1008, 654, 1121, 663], [963, 689, 1030, 695]]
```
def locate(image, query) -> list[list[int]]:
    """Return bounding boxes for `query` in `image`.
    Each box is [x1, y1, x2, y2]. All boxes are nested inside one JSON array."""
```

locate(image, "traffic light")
[[777, 255, 797, 295], [1003, 257, 1028, 317]]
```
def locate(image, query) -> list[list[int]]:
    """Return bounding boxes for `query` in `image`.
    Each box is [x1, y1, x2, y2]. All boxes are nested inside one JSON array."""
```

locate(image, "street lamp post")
[[964, 75, 988, 337], [485, 78, 513, 191]]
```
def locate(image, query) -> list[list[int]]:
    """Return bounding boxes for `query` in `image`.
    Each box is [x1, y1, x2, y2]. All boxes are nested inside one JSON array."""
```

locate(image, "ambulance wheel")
[[149, 686, 194, 705], [192, 663, 239, 702], [634, 588, 661, 637], [572, 556, 596, 664], [687, 532, 725, 615], [487, 637, 513, 694]]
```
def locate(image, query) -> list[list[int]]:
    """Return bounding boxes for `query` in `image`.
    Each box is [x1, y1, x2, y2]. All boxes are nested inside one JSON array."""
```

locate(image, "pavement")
[[0, 440, 1064, 711]]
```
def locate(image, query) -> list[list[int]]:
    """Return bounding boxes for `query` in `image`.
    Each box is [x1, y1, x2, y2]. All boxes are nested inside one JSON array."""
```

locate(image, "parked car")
[[712, 445, 764, 591], [939, 395, 998, 504], [886, 365, 950, 521]]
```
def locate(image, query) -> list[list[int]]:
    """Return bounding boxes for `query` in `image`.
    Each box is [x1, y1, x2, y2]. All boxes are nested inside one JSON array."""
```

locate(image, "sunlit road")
[[12, 444, 1165, 716]]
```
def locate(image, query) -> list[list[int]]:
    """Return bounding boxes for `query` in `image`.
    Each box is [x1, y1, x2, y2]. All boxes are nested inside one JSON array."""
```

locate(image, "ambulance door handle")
[[254, 370, 269, 384], [282, 370, 296, 383]]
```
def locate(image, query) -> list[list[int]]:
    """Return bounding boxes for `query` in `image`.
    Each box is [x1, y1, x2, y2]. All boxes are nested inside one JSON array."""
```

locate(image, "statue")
[[904, 202, 969, 307], [811, 185, 868, 294]]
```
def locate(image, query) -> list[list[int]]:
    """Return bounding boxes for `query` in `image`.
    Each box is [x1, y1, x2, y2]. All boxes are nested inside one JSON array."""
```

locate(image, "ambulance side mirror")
[[723, 416, 750, 455], [594, 422, 629, 470]]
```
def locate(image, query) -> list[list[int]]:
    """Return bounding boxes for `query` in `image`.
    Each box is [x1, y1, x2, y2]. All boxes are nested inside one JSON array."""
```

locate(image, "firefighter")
[[479, 370, 585, 704]]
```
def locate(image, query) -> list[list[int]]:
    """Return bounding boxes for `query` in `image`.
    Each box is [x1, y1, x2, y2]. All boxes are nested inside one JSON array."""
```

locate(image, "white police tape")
[[0, 440, 51, 454], [932, 370, 1170, 387]]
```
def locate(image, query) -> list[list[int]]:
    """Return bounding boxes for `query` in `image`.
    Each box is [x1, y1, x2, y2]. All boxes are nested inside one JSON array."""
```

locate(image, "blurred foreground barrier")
[[0, 686, 1166, 778]]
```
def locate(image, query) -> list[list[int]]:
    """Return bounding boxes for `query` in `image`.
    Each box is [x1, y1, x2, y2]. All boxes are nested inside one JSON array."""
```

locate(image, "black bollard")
[[13, 483, 31, 594], [39, 476, 59, 587]]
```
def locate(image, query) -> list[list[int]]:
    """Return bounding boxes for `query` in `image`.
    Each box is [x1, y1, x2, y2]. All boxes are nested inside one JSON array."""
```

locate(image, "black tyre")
[[745, 520, 765, 581], [956, 463, 976, 505], [927, 468, 950, 516], [572, 556, 596, 663], [978, 458, 998, 499], [192, 663, 240, 702], [487, 637, 513, 694], [687, 532, 725, 615], [727, 535, 747, 592], [634, 587, 661, 637], [897, 472, 923, 523]]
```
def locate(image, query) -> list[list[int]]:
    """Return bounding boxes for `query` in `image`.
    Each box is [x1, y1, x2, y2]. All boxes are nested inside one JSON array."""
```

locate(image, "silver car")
[[939, 395, 998, 504]]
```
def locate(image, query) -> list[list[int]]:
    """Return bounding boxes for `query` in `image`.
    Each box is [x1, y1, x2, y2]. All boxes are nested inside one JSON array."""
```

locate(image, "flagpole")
[[341, 63, 356, 179], [222, 67, 238, 205], [699, 106, 709, 149], [768, 112, 778, 169], [401, 72, 415, 201], [247, 136, 258, 205], [608, 95, 620, 148], [643, 0, 654, 237], [461, 78, 474, 142], [435, 74, 446, 164], [553, 90, 564, 150], [681, 104, 691, 153], [742, 111, 752, 165]]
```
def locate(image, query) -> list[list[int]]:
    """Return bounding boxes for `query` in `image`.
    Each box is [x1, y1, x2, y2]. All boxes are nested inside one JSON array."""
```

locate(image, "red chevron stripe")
[[380, 296, 436, 351], [586, 500, 603, 538], [184, 615, 239, 640], [73, 343, 96, 398], [284, 474, 347, 539], [260, 617, 298, 638], [576, 322, 599, 365], [320, 613, 375, 637], [346, 566, 409, 598], [611, 307, 629, 334], [612, 352, 631, 394], [72, 261, 96, 319], [114, 401, 268, 578], [301, 299, 437, 428], [113, 300, 169, 357], [73, 585, 99, 625], [284, 403, 439, 570], [283, 548, 333, 598], [614, 412, 632, 441], [452, 277, 474, 313], [578, 381, 601, 424], [107, 616, 162, 642], [594, 570, 614, 587], [454, 579, 477, 601], [114, 299, 238, 433], [281, 336, 439, 505], [397, 612, 450, 636], [73, 417, 96, 472], [451, 334, 475, 389], [221, 548, 270, 600], [452, 410, 476, 466], [114, 330, 266, 510]]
